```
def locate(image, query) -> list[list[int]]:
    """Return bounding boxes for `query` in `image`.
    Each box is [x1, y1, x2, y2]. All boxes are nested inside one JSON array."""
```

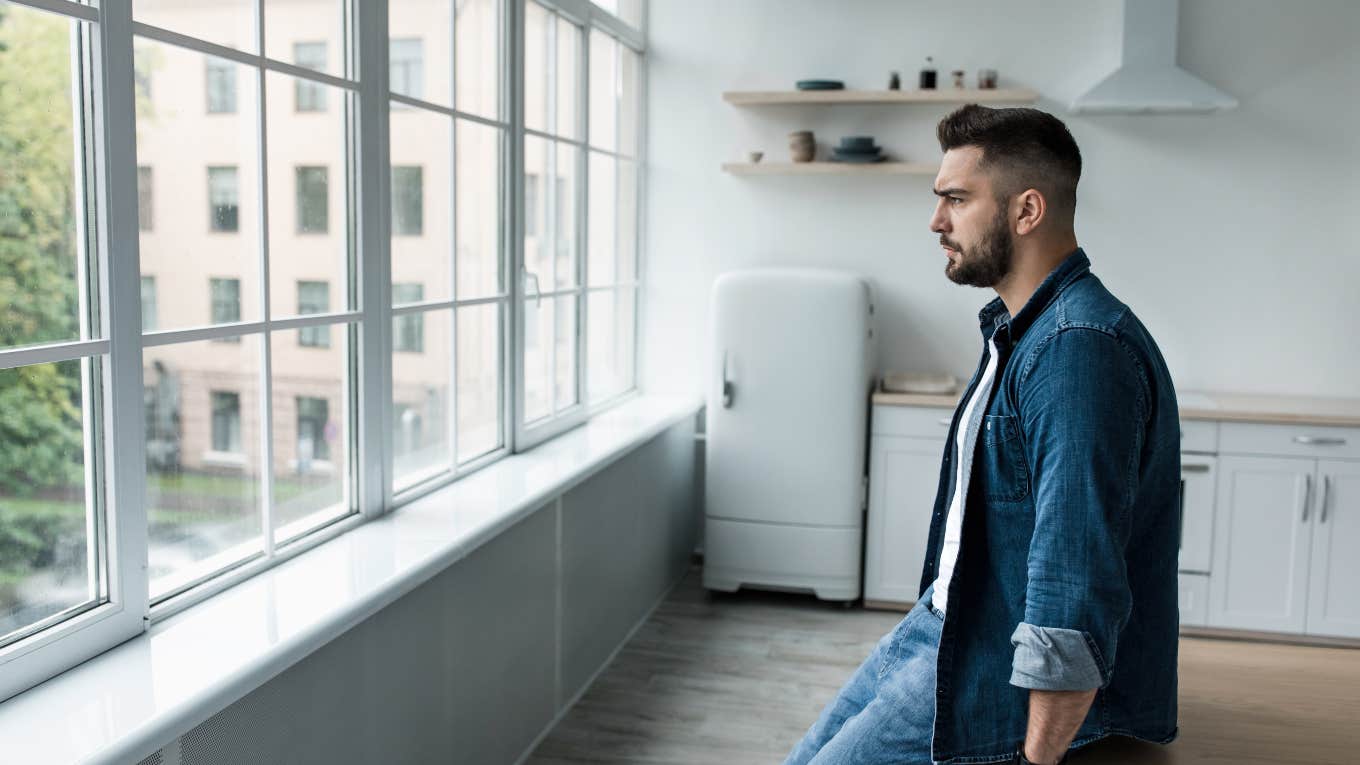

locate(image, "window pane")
[[271, 326, 351, 544], [393, 308, 450, 490], [296, 281, 330, 348], [205, 57, 237, 114], [137, 39, 261, 332], [524, 1, 548, 134], [523, 296, 551, 423], [592, 0, 642, 28], [617, 157, 636, 283], [392, 284, 425, 352], [293, 42, 328, 112], [0, 6, 86, 350], [556, 16, 580, 139], [135, 0, 255, 55], [588, 29, 616, 151], [138, 166, 154, 231], [456, 0, 500, 120], [392, 166, 424, 237], [209, 277, 242, 326], [267, 71, 349, 318], [619, 44, 639, 157], [586, 151, 615, 286], [456, 303, 501, 462], [389, 37, 424, 101], [555, 294, 577, 410], [554, 142, 579, 288], [294, 166, 329, 234], [391, 109, 451, 303], [266, 0, 344, 77], [587, 288, 634, 402], [524, 135, 549, 281], [145, 336, 264, 600], [141, 275, 158, 331], [0, 360, 98, 646], [455, 119, 503, 300]]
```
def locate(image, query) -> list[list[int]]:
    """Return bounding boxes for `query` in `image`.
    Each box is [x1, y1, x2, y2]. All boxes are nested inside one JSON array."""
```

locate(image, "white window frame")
[[0, 0, 645, 704], [512, 0, 645, 452]]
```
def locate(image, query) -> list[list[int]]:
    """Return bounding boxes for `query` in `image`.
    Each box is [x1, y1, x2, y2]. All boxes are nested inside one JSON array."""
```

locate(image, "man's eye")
[[949, 197, 962, 204]]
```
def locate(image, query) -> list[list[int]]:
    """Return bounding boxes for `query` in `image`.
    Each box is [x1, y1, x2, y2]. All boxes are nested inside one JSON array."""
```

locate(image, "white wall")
[[640, 0, 1360, 401]]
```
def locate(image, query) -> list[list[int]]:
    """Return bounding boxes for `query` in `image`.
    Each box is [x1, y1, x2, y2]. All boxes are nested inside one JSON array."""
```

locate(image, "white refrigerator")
[[703, 268, 876, 602]]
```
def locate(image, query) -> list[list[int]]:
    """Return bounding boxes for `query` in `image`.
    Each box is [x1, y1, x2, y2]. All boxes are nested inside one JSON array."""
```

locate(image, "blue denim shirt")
[[919, 248, 1181, 763]]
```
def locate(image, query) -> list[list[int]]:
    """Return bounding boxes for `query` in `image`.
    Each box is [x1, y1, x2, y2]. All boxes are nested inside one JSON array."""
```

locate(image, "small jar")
[[978, 68, 998, 89], [951, 70, 965, 89]]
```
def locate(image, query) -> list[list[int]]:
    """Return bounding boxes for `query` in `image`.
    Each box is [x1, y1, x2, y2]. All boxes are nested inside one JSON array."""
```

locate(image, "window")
[[141, 276, 157, 331], [525, 172, 539, 237], [210, 392, 242, 453], [296, 166, 328, 234], [137, 166, 153, 230], [208, 166, 239, 232], [297, 281, 330, 347], [205, 57, 236, 113], [295, 397, 330, 463], [294, 42, 327, 112], [392, 283, 424, 352], [1, 0, 643, 703], [210, 278, 242, 329], [389, 38, 423, 100], [391, 166, 423, 236]]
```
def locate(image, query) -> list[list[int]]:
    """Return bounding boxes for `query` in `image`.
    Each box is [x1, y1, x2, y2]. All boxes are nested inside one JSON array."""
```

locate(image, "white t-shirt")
[[930, 335, 1000, 615]]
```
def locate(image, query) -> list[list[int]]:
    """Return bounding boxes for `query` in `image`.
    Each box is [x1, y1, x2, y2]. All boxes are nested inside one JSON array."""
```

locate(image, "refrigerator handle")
[[721, 350, 736, 409]]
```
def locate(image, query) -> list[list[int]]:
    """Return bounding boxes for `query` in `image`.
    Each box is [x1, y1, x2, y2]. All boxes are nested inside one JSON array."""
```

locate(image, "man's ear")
[[1014, 188, 1046, 236]]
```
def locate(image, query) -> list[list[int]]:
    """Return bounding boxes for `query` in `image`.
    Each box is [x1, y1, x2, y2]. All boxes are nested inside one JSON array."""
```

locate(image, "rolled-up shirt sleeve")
[[1010, 327, 1149, 691]]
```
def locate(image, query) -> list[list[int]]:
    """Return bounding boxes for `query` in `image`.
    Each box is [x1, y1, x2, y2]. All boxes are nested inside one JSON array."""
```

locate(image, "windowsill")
[[0, 393, 703, 765]]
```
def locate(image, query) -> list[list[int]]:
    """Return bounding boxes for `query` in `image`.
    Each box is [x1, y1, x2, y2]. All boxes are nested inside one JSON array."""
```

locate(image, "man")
[[783, 105, 1182, 764]]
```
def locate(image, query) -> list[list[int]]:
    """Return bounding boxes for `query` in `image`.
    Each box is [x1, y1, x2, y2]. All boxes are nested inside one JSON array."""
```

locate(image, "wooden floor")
[[526, 565, 1360, 765]]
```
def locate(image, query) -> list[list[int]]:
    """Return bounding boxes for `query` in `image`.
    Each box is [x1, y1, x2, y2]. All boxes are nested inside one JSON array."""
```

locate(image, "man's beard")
[[943, 208, 1013, 288]]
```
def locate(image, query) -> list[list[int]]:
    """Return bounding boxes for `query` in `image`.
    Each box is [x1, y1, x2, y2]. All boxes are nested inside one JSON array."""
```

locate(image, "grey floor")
[[526, 564, 1360, 765]]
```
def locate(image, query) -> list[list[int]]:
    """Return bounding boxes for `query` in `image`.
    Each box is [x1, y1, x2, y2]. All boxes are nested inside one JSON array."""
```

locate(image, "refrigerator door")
[[706, 268, 873, 529]]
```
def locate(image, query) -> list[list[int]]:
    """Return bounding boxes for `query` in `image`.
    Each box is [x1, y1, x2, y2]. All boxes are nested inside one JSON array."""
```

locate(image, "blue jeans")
[[783, 584, 945, 765]]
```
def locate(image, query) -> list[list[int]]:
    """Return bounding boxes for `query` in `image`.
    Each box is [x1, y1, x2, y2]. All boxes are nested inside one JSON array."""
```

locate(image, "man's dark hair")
[[936, 104, 1082, 224]]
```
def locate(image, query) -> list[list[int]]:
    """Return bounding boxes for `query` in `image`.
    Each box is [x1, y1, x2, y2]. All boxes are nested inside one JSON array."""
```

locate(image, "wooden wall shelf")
[[723, 88, 1039, 106], [722, 161, 939, 176]]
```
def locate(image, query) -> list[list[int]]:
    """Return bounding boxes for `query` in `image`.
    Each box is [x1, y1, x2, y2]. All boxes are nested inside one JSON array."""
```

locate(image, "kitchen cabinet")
[[863, 433, 945, 604], [1305, 460, 1360, 638]]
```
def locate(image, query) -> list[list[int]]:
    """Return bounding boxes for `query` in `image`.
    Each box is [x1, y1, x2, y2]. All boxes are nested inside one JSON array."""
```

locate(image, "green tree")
[[0, 6, 84, 496]]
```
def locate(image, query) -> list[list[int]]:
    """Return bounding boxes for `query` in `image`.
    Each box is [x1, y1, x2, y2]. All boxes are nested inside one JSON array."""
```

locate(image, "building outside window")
[[392, 283, 424, 352], [294, 42, 327, 112], [141, 276, 157, 331], [207, 166, 239, 232], [137, 166, 152, 231], [296, 166, 328, 234], [295, 396, 330, 466], [205, 57, 236, 113], [209, 277, 241, 332], [391, 165, 423, 236], [390, 38, 423, 100], [210, 391, 242, 453], [297, 281, 330, 348]]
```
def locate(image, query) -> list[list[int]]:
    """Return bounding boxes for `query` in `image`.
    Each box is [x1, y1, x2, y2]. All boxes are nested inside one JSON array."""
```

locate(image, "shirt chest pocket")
[[977, 414, 1030, 502]]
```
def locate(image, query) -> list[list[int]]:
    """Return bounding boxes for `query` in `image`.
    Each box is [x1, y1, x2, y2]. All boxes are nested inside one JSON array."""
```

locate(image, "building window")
[[297, 281, 331, 348], [295, 396, 330, 465], [391, 165, 423, 236], [392, 283, 424, 352], [390, 38, 423, 100], [296, 166, 328, 234], [208, 166, 239, 232], [525, 172, 539, 237], [294, 42, 327, 112], [205, 57, 236, 113], [210, 391, 242, 453], [137, 166, 153, 231], [210, 277, 241, 333], [141, 275, 157, 331]]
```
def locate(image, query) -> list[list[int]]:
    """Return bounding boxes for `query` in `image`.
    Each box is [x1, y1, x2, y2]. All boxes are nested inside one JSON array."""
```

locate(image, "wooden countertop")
[[871, 389, 1360, 428]]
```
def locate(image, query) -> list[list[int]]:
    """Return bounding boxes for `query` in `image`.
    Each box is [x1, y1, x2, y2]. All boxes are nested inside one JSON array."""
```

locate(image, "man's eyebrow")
[[933, 187, 970, 197]]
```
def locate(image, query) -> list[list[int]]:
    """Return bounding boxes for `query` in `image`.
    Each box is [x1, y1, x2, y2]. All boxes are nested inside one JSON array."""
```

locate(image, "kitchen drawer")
[[1178, 573, 1210, 627], [1179, 420, 1218, 453], [1219, 422, 1360, 461], [871, 405, 954, 438]]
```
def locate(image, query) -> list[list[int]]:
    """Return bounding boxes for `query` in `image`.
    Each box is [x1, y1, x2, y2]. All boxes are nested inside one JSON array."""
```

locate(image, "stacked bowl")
[[832, 136, 885, 163]]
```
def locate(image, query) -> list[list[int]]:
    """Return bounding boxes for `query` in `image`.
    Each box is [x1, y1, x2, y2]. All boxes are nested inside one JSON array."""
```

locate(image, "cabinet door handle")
[[1293, 435, 1346, 446], [1181, 464, 1210, 474], [1320, 476, 1331, 523], [1302, 474, 1312, 522], [720, 351, 735, 409]]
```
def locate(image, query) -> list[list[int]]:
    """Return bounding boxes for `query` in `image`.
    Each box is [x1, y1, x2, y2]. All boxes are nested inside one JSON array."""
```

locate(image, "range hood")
[[1070, 0, 1237, 115]]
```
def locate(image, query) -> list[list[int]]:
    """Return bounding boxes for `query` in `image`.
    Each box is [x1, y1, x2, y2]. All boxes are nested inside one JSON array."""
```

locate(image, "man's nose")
[[929, 205, 948, 234]]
